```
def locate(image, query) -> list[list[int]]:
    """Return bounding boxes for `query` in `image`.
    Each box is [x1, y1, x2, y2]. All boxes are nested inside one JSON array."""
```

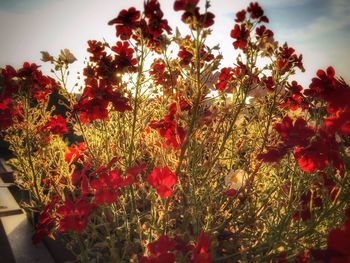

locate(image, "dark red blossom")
[[150, 58, 179, 91], [127, 162, 147, 177], [87, 40, 106, 62], [276, 44, 305, 74], [174, 0, 199, 12], [150, 60, 166, 85], [65, 142, 86, 163], [150, 61, 179, 92], [294, 130, 343, 173], [112, 41, 137, 72], [177, 5, 215, 29], [261, 76, 274, 92], [274, 116, 315, 148], [91, 170, 134, 204], [198, 11, 215, 28], [32, 196, 58, 244], [149, 118, 186, 148], [139, 235, 176, 263], [235, 10, 246, 22], [178, 45, 193, 66], [311, 210, 350, 262], [247, 2, 268, 22], [57, 197, 94, 233], [325, 110, 350, 135], [74, 79, 131, 123], [167, 97, 191, 116], [257, 144, 289, 163], [74, 98, 109, 123], [191, 231, 212, 263], [306, 67, 350, 114], [42, 115, 69, 135], [147, 167, 177, 198], [216, 67, 234, 91], [70, 161, 92, 195], [225, 188, 238, 197], [143, 0, 172, 40], [108, 7, 141, 40], [230, 24, 250, 50], [0, 98, 23, 129], [1, 62, 55, 103], [280, 81, 308, 111]]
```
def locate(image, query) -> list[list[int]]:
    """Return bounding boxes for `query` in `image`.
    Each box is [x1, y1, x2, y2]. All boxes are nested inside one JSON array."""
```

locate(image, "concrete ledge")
[[1, 214, 55, 263], [0, 179, 22, 217]]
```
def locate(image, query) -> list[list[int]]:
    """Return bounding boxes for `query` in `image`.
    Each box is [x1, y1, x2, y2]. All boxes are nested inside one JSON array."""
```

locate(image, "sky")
[[0, 0, 349, 89]]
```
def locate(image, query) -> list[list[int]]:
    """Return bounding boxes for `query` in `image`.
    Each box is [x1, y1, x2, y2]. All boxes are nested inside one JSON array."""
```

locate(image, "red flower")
[[198, 11, 215, 28], [261, 76, 275, 92], [174, 0, 199, 12], [327, 221, 350, 259], [230, 24, 250, 50], [65, 142, 86, 163], [311, 211, 350, 262], [71, 162, 91, 186], [216, 67, 234, 91], [74, 97, 109, 123], [87, 40, 106, 62], [247, 2, 269, 22], [294, 130, 343, 173], [191, 231, 212, 263], [225, 188, 237, 197], [108, 7, 141, 40], [276, 44, 305, 74], [147, 167, 177, 198], [280, 81, 308, 111], [108, 91, 133, 112], [167, 98, 191, 116], [91, 170, 134, 204], [176, 2, 214, 29], [326, 110, 350, 135], [127, 162, 147, 177], [74, 79, 131, 123], [143, 0, 172, 40], [274, 116, 315, 148], [57, 197, 94, 233], [0, 98, 23, 130], [306, 67, 350, 114], [257, 144, 289, 163], [112, 41, 137, 72], [32, 196, 58, 244], [235, 10, 246, 22], [178, 46, 193, 66], [19, 62, 55, 102], [150, 60, 166, 85], [150, 59, 179, 90], [139, 235, 176, 263], [42, 115, 69, 135], [149, 118, 186, 149], [255, 25, 274, 42]]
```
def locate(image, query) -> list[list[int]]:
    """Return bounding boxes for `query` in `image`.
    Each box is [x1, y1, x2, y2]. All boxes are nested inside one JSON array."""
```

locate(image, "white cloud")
[[281, 0, 350, 41], [259, 0, 314, 7]]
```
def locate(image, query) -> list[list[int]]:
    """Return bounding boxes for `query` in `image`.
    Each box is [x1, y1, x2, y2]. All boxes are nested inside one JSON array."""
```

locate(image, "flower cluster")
[[0, 62, 56, 129], [139, 231, 211, 263], [149, 98, 190, 149], [174, 0, 215, 29]]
